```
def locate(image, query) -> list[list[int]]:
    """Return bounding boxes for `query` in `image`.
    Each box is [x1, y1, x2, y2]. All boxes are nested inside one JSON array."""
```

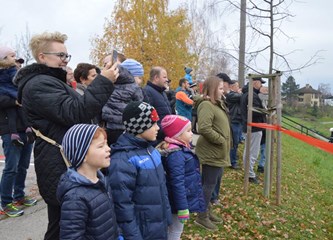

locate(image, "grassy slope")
[[283, 115, 332, 138], [182, 135, 333, 239]]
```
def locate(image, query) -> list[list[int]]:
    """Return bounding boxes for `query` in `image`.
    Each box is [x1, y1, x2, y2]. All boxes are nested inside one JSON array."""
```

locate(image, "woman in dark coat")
[[15, 31, 119, 240]]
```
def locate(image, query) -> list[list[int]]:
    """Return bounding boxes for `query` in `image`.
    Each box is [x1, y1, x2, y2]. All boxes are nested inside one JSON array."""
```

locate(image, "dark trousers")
[[211, 168, 224, 202], [44, 204, 61, 240], [201, 165, 223, 209]]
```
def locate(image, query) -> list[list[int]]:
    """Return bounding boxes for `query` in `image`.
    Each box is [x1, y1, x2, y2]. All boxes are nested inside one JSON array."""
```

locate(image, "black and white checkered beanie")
[[123, 101, 159, 135], [62, 124, 99, 169]]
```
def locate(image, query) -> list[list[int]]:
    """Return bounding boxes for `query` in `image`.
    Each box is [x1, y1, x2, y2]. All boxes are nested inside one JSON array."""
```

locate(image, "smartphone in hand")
[[112, 49, 118, 65]]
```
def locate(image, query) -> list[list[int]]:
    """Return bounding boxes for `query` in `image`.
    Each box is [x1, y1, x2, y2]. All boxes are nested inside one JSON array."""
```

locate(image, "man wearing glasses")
[[13, 31, 119, 240]]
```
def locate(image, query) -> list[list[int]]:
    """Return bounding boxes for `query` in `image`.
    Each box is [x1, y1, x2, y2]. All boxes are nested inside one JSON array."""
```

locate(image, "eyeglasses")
[[43, 52, 71, 62]]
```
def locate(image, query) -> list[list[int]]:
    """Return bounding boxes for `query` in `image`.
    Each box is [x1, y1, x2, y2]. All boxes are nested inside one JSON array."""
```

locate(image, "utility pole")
[[238, 0, 247, 87]]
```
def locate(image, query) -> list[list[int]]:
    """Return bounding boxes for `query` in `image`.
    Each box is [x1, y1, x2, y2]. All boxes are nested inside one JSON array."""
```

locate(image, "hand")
[[15, 100, 22, 107], [259, 86, 269, 94], [177, 209, 189, 223], [101, 62, 119, 83]]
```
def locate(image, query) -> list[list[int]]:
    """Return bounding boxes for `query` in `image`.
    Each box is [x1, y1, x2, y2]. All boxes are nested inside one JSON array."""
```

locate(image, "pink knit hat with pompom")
[[161, 115, 191, 139], [0, 46, 15, 60]]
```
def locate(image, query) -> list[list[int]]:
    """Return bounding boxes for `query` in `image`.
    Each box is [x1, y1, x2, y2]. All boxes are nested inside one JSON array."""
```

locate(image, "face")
[[137, 122, 160, 141], [217, 81, 224, 100], [134, 76, 143, 86], [66, 67, 74, 83], [253, 80, 262, 90], [82, 68, 97, 86], [155, 69, 168, 88], [223, 81, 230, 94], [230, 82, 239, 92], [184, 80, 190, 89], [5, 53, 16, 65], [38, 41, 70, 68], [177, 125, 193, 145], [84, 133, 111, 170]]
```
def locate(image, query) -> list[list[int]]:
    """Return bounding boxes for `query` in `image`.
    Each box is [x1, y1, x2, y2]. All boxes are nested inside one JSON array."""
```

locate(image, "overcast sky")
[[1, 0, 332, 91]]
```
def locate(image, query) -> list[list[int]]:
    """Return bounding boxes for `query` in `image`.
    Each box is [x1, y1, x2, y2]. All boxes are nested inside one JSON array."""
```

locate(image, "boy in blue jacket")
[[108, 101, 172, 240], [57, 124, 122, 240]]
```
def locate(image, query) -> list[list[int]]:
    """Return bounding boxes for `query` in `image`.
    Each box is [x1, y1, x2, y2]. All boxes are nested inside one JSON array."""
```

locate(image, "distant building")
[[294, 84, 322, 107]]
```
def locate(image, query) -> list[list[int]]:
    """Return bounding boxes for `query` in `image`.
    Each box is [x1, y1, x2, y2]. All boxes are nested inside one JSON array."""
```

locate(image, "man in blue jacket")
[[144, 66, 172, 143]]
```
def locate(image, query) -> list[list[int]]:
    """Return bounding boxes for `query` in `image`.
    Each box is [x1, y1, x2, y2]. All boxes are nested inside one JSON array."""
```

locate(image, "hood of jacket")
[[14, 63, 67, 102], [57, 168, 105, 201], [0, 60, 16, 69], [111, 132, 152, 154], [193, 95, 205, 110], [115, 65, 135, 85]]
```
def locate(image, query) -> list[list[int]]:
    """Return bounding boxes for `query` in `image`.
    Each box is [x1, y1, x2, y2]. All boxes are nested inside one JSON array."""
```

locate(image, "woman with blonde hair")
[[14, 31, 119, 239], [194, 76, 231, 231]]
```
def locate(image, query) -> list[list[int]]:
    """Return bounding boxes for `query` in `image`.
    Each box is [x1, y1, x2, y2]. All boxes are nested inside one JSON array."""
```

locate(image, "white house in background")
[[294, 84, 322, 107]]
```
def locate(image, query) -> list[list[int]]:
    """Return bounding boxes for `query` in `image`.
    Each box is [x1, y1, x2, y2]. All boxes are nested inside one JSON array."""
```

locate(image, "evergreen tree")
[[281, 76, 299, 105]]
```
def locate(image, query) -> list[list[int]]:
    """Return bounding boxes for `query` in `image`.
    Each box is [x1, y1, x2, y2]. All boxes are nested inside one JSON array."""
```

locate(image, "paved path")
[[0, 139, 47, 239]]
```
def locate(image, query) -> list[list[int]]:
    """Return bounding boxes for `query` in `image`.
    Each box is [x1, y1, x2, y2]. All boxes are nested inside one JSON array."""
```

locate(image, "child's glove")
[[177, 209, 190, 223], [118, 236, 124, 240]]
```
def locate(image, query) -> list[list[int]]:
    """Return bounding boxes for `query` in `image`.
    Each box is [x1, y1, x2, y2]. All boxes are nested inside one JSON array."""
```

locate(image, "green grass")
[[182, 135, 333, 239], [283, 115, 332, 138]]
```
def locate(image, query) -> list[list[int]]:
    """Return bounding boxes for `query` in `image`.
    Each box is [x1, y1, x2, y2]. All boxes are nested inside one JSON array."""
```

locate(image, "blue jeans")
[[230, 122, 242, 167], [258, 143, 266, 167], [0, 133, 33, 207]]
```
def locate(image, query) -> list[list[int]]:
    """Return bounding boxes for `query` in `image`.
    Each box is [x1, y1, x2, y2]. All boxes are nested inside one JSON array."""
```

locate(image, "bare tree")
[[204, 0, 323, 79], [318, 83, 332, 97], [186, 0, 232, 81], [15, 24, 33, 65]]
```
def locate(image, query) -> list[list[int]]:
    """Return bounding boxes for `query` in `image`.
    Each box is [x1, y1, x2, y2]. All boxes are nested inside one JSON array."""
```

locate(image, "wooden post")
[[263, 77, 272, 197], [270, 75, 277, 193], [276, 73, 282, 205]]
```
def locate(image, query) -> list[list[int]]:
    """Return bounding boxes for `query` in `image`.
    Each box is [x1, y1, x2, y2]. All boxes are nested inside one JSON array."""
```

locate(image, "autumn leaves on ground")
[[182, 134, 333, 239]]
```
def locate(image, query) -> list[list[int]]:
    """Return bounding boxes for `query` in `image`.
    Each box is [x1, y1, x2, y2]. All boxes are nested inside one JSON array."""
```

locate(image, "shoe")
[[257, 166, 264, 173], [249, 177, 259, 184], [14, 196, 37, 207], [210, 199, 222, 207], [1, 203, 24, 217], [230, 165, 241, 170], [209, 206, 223, 223], [11, 134, 24, 147], [194, 212, 218, 231]]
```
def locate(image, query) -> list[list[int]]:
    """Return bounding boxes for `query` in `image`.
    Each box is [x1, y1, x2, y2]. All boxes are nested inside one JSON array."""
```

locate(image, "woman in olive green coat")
[[194, 76, 231, 231]]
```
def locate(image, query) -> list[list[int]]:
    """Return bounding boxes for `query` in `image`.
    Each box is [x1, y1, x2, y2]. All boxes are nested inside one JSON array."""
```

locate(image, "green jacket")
[[195, 98, 231, 167]]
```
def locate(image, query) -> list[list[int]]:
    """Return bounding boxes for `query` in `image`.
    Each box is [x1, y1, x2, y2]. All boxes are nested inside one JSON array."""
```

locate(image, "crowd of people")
[[0, 31, 268, 239]]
